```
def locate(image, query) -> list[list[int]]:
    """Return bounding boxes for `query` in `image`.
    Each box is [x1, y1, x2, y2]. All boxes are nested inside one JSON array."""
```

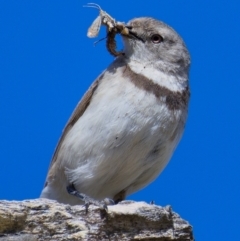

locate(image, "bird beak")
[[120, 25, 145, 43]]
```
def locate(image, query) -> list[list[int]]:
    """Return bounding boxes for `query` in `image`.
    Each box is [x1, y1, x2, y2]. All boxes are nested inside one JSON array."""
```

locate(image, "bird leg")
[[66, 183, 115, 214]]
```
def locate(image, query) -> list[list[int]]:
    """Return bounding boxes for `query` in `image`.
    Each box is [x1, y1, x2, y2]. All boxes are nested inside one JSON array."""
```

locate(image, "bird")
[[40, 17, 190, 206]]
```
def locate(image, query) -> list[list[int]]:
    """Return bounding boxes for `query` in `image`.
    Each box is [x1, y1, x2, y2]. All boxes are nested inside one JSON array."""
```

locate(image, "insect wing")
[[87, 15, 102, 38]]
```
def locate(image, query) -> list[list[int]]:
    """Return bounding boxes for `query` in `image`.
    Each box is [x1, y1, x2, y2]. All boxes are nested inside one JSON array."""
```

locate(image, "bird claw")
[[66, 184, 115, 214]]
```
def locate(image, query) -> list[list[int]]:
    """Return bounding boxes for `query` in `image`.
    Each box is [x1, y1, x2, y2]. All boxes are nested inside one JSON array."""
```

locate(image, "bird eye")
[[151, 34, 163, 44]]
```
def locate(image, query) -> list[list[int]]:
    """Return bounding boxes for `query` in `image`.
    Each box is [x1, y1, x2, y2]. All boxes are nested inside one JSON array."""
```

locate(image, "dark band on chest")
[[122, 65, 190, 110]]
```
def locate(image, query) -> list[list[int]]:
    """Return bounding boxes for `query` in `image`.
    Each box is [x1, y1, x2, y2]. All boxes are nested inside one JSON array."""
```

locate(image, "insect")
[[84, 3, 116, 38], [106, 30, 123, 57], [84, 3, 129, 56]]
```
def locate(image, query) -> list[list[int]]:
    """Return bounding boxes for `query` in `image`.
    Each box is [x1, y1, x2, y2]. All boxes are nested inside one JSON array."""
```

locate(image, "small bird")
[[40, 17, 190, 206]]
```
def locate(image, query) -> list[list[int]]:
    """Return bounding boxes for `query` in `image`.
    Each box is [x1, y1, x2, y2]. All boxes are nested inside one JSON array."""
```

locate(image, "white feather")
[[41, 61, 186, 204]]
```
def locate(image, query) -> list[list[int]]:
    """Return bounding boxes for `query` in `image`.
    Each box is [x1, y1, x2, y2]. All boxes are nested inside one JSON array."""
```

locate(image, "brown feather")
[[44, 77, 101, 183]]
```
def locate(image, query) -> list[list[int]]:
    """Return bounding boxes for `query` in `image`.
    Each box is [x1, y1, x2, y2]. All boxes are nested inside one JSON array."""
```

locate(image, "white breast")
[[50, 64, 187, 203]]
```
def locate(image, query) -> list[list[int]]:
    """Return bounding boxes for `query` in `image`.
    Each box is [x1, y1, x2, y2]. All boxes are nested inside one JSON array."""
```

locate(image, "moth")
[[84, 3, 129, 56], [84, 3, 117, 38]]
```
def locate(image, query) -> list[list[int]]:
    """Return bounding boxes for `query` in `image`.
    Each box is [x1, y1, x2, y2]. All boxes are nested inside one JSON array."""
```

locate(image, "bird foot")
[[66, 183, 115, 214]]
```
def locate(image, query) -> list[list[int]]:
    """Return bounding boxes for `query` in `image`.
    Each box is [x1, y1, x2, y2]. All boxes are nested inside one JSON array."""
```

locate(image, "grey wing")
[[87, 15, 102, 38], [44, 77, 100, 182]]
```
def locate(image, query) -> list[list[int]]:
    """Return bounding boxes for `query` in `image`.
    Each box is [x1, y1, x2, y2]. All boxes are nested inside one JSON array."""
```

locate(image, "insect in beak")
[[84, 3, 139, 56], [83, 3, 116, 38]]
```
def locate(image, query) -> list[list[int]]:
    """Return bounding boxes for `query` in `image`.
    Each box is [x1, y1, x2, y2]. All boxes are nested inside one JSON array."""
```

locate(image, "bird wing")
[[45, 77, 101, 175]]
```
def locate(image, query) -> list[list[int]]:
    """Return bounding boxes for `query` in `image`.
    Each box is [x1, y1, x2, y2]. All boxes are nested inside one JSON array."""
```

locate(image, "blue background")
[[1, 1, 239, 240]]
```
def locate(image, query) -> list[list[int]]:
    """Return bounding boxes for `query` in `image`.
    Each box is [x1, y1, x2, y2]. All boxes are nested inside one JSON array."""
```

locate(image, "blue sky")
[[1, 0, 240, 240]]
